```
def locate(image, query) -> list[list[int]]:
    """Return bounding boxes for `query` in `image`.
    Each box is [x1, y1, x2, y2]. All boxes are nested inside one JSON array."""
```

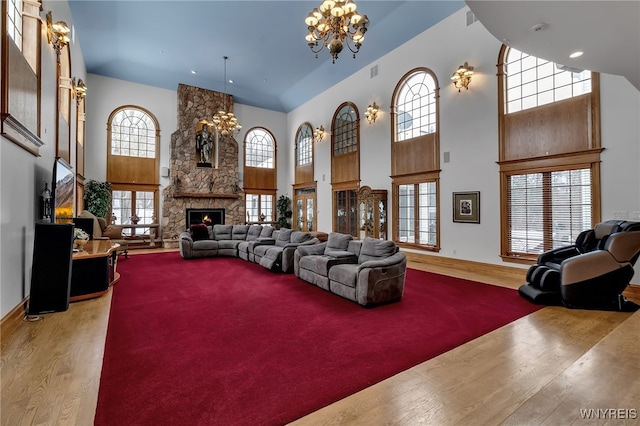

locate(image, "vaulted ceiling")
[[68, 1, 639, 114], [68, 1, 465, 113]]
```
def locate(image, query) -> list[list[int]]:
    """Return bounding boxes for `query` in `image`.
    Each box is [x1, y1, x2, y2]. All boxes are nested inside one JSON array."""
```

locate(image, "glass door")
[[294, 188, 316, 232]]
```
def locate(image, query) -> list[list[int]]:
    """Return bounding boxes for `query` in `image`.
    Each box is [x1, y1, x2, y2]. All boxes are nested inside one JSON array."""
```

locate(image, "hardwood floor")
[[2, 249, 638, 425]]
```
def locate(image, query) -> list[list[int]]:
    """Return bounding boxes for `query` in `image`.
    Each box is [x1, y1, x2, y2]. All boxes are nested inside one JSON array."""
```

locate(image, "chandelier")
[[305, 0, 370, 63], [212, 56, 242, 136]]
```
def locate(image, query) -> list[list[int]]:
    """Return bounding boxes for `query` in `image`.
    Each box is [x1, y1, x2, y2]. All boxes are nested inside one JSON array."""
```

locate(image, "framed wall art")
[[453, 191, 480, 223]]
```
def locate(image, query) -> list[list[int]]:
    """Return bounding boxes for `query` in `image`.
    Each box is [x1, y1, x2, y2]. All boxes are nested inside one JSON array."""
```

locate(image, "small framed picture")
[[453, 191, 480, 223]]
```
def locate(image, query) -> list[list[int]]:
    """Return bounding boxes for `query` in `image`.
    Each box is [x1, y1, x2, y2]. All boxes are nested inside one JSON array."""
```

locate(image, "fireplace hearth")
[[186, 208, 225, 228]]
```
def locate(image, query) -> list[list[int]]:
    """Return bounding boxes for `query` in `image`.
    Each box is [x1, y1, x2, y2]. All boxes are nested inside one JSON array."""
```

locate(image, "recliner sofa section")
[[295, 233, 407, 307], [179, 224, 319, 273]]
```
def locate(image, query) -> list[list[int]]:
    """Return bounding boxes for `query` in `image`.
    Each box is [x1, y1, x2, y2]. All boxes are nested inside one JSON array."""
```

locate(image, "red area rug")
[[95, 253, 540, 425]]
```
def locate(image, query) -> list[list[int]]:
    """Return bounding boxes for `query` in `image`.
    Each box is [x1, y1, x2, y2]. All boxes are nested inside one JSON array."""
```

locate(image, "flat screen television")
[[51, 157, 75, 223]]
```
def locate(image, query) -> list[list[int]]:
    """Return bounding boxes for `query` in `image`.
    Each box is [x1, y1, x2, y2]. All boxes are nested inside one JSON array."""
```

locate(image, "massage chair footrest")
[[518, 283, 562, 306]]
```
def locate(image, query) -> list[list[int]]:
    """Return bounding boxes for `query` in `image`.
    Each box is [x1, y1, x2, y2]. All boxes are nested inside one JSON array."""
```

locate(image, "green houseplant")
[[84, 180, 112, 218], [277, 195, 292, 229]]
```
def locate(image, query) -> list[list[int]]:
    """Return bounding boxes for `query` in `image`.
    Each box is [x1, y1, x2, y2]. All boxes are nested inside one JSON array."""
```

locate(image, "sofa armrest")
[[358, 252, 407, 271], [254, 238, 275, 246], [179, 231, 194, 259], [284, 237, 318, 249], [297, 242, 327, 257]]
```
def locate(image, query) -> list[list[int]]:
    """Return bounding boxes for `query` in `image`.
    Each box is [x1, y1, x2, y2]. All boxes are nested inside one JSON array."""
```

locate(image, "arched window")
[[245, 127, 275, 168], [394, 70, 437, 142], [331, 102, 360, 236], [391, 68, 440, 250], [243, 127, 277, 223], [498, 46, 601, 261], [110, 108, 157, 158], [296, 123, 313, 166], [293, 122, 316, 232], [107, 106, 160, 237]]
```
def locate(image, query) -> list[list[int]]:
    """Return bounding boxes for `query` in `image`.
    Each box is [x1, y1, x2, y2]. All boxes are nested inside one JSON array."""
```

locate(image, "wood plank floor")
[[2, 249, 638, 425]]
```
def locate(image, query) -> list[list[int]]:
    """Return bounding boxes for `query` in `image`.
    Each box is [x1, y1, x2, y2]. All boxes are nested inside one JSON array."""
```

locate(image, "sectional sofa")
[[179, 224, 319, 273]]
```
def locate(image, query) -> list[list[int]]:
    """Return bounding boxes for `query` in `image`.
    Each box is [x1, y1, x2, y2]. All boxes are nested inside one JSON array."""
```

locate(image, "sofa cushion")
[[218, 240, 241, 250], [232, 225, 250, 240], [190, 223, 210, 241], [213, 224, 233, 240], [358, 237, 397, 263], [97, 217, 108, 233], [291, 231, 313, 244], [259, 226, 275, 238], [328, 264, 358, 288], [246, 225, 263, 241], [104, 225, 124, 239], [275, 228, 294, 247], [325, 232, 353, 254]]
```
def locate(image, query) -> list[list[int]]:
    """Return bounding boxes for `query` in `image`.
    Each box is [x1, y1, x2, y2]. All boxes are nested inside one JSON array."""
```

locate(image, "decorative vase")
[[130, 214, 140, 224]]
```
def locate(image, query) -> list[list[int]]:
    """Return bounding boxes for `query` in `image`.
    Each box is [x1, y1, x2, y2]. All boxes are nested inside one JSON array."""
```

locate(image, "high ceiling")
[[68, 1, 639, 114], [67, 1, 465, 113]]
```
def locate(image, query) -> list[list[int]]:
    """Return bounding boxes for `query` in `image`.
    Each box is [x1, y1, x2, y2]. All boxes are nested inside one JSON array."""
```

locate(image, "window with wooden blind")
[[245, 193, 275, 223], [506, 167, 592, 255], [397, 181, 438, 246], [497, 45, 601, 262]]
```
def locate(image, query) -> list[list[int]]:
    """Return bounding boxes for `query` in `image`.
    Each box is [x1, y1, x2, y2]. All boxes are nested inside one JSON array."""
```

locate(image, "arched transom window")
[[296, 123, 313, 166], [111, 108, 157, 158], [505, 48, 591, 114], [245, 127, 275, 168], [332, 104, 358, 156], [395, 70, 436, 142]]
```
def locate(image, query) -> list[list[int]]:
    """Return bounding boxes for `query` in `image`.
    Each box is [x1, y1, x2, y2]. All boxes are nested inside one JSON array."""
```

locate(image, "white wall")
[[3, 5, 640, 318], [1, 0, 84, 316]]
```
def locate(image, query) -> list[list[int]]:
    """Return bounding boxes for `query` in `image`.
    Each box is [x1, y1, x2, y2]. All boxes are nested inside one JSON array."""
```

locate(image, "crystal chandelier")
[[305, 0, 370, 63], [212, 56, 242, 136]]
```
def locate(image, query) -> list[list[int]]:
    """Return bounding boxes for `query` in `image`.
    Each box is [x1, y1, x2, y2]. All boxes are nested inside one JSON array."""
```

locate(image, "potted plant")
[[277, 195, 292, 229], [84, 180, 112, 218]]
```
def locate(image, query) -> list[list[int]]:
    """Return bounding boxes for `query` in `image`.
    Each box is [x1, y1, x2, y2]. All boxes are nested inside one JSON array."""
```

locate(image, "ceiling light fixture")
[[46, 11, 70, 55], [569, 51, 584, 59], [305, 0, 370, 63], [211, 56, 242, 137], [451, 62, 474, 92]]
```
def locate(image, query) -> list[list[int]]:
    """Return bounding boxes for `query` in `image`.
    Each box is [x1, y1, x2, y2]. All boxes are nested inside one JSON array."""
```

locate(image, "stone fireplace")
[[162, 84, 243, 239]]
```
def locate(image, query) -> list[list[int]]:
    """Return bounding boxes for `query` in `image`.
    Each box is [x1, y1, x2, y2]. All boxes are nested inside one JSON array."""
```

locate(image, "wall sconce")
[[451, 62, 474, 92], [314, 125, 325, 142], [72, 78, 87, 105], [364, 102, 379, 124], [46, 11, 70, 55]]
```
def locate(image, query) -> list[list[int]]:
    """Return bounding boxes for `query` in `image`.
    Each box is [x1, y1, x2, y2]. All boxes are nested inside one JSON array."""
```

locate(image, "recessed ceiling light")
[[569, 51, 584, 59], [228, 79, 233, 84], [191, 70, 197, 74]]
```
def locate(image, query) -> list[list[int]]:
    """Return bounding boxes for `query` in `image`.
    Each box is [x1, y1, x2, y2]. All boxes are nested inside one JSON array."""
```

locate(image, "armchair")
[[519, 220, 640, 310]]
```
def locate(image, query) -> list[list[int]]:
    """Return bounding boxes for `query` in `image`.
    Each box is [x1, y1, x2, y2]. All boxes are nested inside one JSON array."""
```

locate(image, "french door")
[[294, 188, 316, 232]]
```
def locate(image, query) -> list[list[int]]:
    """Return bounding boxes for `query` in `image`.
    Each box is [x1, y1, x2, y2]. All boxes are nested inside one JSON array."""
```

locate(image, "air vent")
[[370, 64, 378, 79], [466, 10, 478, 26]]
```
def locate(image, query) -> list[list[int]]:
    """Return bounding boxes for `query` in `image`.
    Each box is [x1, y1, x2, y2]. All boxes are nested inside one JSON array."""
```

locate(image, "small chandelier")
[[305, 0, 370, 63], [212, 56, 242, 136], [451, 62, 474, 92]]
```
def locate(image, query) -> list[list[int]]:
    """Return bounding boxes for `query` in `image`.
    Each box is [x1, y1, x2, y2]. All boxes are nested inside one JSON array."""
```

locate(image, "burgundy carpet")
[[95, 253, 540, 425]]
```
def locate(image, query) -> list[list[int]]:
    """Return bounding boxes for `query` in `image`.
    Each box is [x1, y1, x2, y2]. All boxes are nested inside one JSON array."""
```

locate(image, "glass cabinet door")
[[357, 186, 388, 239]]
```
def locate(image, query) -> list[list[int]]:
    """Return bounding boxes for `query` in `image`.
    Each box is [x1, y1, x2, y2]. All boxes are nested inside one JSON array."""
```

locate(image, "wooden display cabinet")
[[357, 186, 387, 240]]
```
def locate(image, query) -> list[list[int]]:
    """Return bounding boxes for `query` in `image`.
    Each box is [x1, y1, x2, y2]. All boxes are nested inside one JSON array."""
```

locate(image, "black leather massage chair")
[[519, 220, 640, 311]]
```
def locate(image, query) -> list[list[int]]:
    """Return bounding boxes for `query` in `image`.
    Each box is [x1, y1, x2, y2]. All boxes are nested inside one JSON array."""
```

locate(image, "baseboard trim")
[[1, 297, 28, 345], [404, 251, 528, 289]]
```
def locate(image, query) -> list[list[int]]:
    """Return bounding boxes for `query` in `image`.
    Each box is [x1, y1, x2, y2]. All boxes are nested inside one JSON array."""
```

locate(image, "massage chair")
[[518, 220, 640, 311]]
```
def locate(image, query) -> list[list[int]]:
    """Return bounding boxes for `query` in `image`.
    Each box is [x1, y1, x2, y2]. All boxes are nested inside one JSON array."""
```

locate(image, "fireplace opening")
[[186, 208, 225, 229]]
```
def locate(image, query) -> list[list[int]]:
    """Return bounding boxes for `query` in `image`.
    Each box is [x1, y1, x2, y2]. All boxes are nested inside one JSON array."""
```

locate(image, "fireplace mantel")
[[173, 192, 240, 199]]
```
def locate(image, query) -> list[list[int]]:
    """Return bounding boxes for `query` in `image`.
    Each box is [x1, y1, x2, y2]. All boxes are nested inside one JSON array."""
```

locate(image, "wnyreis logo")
[[580, 408, 637, 420]]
